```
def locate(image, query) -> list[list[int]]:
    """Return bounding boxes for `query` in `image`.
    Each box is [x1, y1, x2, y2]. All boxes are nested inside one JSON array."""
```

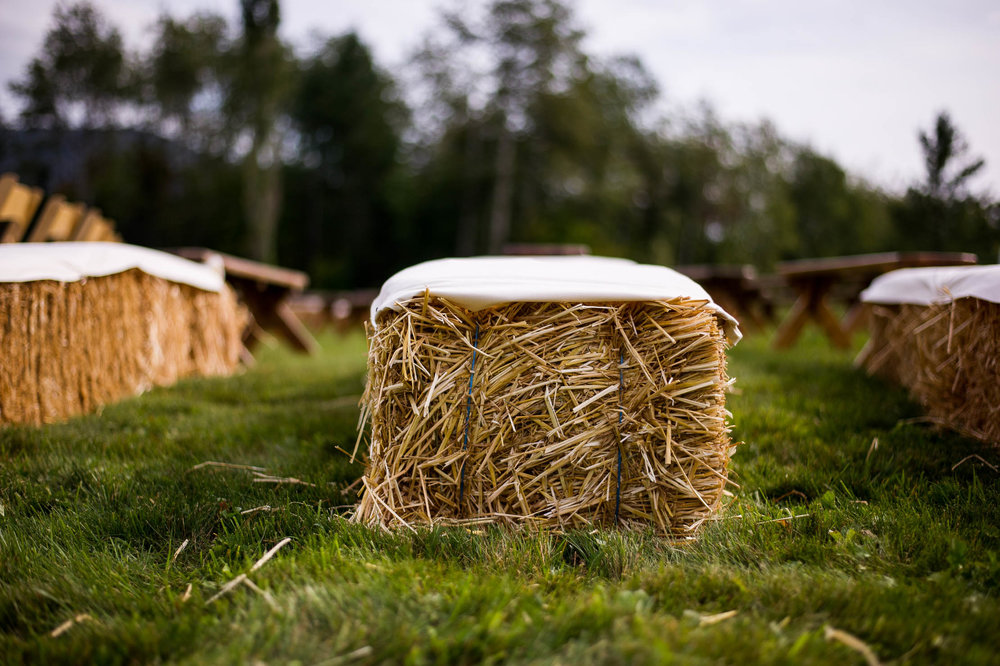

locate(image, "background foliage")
[[1, 0, 997, 287]]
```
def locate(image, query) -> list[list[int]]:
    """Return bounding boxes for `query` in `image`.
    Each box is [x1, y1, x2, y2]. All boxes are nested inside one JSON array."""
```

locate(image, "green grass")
[[2, 329, 998, 664]]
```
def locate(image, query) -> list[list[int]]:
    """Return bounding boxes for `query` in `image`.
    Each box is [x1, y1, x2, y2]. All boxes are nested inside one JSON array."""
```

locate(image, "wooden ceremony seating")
[[72, 208, 122, 242], [26, 194, 87, 242], [772, 251, 979, 349], [169, 247, 319, 355], [675, 264, 773, 332], [502, 243, 591, 256], [0, 173, 44, 243]]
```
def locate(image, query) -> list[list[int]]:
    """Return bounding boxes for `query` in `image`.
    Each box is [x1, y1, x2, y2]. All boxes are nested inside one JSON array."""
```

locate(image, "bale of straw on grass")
[[861, 298, 1000, 444], [0, 268, 246, 425], [354, 294, 737, 536]]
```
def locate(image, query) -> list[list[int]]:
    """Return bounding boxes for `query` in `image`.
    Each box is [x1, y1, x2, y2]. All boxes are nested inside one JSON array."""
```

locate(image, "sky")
[[1, 0, 998, 194]]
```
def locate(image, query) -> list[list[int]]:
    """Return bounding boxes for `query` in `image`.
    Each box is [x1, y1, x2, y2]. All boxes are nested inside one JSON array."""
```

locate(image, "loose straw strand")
[[457, 322, 480, 513]]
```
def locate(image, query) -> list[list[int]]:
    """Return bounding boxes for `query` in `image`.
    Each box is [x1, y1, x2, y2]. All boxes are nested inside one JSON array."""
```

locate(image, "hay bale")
[[0, 269, 245, 425], [861, 298, 1000, 444], [859, 265, 1000, 445], [355, 294, 736, 536]]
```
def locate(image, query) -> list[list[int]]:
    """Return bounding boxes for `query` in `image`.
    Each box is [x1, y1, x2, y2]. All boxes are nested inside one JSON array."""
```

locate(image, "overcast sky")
[[2, 0, 998, 194]]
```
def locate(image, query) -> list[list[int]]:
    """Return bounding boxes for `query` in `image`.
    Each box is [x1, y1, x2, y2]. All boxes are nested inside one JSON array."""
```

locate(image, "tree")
[[919, 111, 985, 201], [282, 32, 408, 287], [412, 0, 657, 256], [9, 2, 131, 128], [143, 4, 296, 261], [3, 2, 253, 255], [787, 148, 890, 258], [145, 13, 228, 139], [225, 0, 295, 262], [629, 110, 796, 269], [892, 112, 997, 257]]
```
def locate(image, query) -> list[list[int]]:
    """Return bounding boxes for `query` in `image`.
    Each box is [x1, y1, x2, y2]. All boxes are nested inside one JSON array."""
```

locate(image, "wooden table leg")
[[234, 280, 318, 355], [812, 291, 851, 349], [774, 293, 809, 349], [772, 289, 812, 349], [773, 280, 851, 349], [739, 287, 769, 331], [841, 302, 867, 337], [274, 301, 320, 354]]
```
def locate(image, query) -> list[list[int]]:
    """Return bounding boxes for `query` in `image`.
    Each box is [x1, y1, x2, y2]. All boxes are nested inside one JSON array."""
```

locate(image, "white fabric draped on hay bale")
[[354, 257, 740, 536], [859, 265, 1000, 445], [0, 243, 245, 425]]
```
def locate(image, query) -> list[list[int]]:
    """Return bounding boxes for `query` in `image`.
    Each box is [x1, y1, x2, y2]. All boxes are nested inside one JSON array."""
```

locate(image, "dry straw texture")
[[355, 294, 737, 536], [861, 298, 1000, 445], [1, 269, 246, 425]]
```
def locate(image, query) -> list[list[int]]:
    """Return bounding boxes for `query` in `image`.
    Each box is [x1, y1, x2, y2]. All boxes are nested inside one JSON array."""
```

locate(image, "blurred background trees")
[[9, 3, 130, 129], [283, 32, 408, 286], [2, 0, 996, 289], [890, 112, 998, 254]]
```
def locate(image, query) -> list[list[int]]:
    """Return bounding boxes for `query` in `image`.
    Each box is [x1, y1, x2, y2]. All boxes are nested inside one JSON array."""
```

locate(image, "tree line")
[[1, 0, 996, 289]]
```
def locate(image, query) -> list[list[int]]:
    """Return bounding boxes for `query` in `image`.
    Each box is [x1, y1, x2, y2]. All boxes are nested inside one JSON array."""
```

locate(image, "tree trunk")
[[455, 121, 481, 256], [243, 130, 282, 263], [487, 125, 515, 254]]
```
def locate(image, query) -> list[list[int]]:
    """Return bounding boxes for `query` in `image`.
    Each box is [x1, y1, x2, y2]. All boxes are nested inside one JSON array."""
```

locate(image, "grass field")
[[1, 328, 998, 664]]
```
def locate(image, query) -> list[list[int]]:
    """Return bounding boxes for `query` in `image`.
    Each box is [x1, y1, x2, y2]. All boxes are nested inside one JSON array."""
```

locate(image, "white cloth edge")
[[0, 242, 225, 292], [370, 256, 742, 344], [860, 264, 1000, 306]]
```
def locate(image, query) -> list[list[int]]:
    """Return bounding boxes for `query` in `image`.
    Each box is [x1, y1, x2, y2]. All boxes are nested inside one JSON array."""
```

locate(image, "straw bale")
[[861, 298, 1000, 445], [354, 294, 737, 536], [0, 269, 246, 425]]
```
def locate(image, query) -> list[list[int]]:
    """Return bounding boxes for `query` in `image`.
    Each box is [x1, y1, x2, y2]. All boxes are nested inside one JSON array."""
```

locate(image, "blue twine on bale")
[[458, 322, 480, 513], [615, 348, 625, 524], [457, 324, 622, 523]]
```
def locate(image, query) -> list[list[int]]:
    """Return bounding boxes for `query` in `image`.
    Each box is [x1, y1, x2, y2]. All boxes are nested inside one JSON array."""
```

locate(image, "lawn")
[[1, 328, 998, 664]]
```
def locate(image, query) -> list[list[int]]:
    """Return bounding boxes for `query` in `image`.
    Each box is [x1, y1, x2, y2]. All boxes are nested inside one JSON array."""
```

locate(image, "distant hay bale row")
[[861, 298, 1000, 445], [0, 269, 246, 425], [354, 295, 736, 537]]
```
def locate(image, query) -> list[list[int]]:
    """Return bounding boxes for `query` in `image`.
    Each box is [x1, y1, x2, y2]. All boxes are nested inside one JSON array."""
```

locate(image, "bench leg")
[[274, 301, 319, 354], [841, 302, 867, 337], [773, 292, 811, 349], [813, 295, 851, 349], [236, 281, 319, 355], [773, 281, 851, 349]]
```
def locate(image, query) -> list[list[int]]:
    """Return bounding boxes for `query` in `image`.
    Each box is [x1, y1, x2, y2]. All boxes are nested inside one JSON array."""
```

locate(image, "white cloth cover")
[[371, 256, 742, 343], [0, 242, 225, 293], [860, 264, 1000, 306]]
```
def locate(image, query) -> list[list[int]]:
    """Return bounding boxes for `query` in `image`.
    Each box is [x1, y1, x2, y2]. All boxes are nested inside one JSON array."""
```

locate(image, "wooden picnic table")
[[170, 248, 318, 355], [772, 251, 978, 349], [501, 243, 590, 256], [675, 264, 772, 332]]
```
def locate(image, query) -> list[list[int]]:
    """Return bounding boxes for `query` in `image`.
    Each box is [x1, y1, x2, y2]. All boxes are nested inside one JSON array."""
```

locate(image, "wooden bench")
[[675, 264, 772, 332], [0, 173, 44, 243], [773, 252, 979, 349], [502, 243, 590, 256], [169, 248, 318, 355], [0, 173, 124, 243], [26, 194, 88, 242], [72, 208, 121, 242]]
